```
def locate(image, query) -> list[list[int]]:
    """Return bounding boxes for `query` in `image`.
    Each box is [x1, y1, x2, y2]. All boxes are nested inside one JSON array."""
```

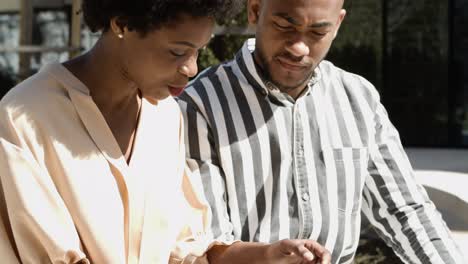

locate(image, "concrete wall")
[[362, 148, 468, 255], [0, 0, 72, 12], [406, 148, 468, 173], [407, 148, 468, 253], [0, 0, 19, 12]]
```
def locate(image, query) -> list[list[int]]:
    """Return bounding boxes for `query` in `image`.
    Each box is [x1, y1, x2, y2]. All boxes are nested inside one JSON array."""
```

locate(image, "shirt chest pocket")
[[322, 147, 369, 214]]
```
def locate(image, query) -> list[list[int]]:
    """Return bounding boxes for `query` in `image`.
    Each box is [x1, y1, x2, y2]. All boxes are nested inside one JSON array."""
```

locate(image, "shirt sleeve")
[[362, 96, 466, 263], [169, 167, 237, 264], [177, 98, 236, 243], [169, 113, 236, 264], [0, 113, 88, 264]]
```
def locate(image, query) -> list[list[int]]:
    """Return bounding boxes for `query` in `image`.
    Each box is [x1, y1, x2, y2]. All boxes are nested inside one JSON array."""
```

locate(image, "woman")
[[0, 0, 330, 263]]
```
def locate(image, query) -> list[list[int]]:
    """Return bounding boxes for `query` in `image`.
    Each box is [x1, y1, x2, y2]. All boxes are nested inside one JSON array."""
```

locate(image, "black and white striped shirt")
[[177, 39, 464, 264]]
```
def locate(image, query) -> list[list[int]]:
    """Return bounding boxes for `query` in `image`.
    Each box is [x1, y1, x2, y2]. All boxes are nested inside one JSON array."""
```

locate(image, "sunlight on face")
[[119, 14, 215, 104], [251, 0, 345, 97]]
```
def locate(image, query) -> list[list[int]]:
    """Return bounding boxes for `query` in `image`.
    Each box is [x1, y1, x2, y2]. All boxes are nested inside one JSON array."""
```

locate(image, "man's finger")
[[296, 245, 315, 262], [278, 239, 316, 261], [304, 240, 331, 264]]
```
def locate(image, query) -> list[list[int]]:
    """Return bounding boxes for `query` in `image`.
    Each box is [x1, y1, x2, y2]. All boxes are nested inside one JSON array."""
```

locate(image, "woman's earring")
[[117, 33, 124, 39]]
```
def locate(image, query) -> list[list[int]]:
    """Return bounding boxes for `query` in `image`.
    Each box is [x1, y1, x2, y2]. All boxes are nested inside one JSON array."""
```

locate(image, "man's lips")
[[168, 85, 186, 96], [276, 57, 309, 71]]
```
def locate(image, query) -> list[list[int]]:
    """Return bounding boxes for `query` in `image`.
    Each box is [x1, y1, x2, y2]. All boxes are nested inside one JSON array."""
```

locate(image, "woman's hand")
[[264, 239, 331, 264]]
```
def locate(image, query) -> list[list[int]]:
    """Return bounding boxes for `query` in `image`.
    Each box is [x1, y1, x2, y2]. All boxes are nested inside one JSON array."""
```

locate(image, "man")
[[177, 0, 465, 263]]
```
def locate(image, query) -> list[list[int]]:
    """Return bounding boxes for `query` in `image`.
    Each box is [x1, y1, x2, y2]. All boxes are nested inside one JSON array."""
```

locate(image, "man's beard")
[[253, 47, 315, 93]]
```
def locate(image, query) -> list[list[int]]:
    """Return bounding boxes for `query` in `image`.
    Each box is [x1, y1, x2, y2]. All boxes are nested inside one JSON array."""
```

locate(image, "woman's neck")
[[63, 35, 141, 117]]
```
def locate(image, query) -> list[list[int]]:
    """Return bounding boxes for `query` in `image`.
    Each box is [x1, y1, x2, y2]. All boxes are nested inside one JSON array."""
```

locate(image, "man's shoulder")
[[319, 60, 368, 83], [180, 59, 235, 100], [193, 59, 235, 82], [319, 60, 380, 103]]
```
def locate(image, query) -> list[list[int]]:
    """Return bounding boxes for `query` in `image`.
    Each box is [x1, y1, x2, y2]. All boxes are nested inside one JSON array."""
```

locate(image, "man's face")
[[248, 0, 346, 96]]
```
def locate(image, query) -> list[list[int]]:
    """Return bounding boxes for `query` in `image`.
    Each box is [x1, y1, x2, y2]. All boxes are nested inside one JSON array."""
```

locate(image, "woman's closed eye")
[[170, 49, 187, 57]]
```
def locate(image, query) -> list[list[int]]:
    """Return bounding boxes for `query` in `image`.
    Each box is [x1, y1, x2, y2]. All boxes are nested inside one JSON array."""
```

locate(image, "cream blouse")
[[0, 64, 219, 264]]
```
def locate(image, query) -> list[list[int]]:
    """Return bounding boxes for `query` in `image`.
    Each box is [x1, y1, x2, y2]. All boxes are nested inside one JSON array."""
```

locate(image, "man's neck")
[[252, 51, 310, 100]]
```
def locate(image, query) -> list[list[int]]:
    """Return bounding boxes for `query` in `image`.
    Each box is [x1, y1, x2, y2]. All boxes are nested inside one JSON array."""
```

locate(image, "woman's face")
[[117, 14, 214, 104]]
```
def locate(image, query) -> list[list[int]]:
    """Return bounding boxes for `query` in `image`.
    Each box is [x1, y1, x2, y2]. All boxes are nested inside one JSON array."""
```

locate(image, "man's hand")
[[264, 239, 331, 264], [206, 239, 330, 264]]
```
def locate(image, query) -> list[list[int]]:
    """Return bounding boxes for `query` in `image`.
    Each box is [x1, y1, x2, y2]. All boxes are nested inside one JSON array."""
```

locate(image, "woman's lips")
[[168, 86, 185, 96]]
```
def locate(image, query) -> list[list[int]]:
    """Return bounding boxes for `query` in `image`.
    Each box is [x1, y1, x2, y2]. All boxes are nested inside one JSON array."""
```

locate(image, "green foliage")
[[197, 5, 249, 72], [198, 46, 220, 72], [355, 237, 403, 264], [355, 224, 402, 264]]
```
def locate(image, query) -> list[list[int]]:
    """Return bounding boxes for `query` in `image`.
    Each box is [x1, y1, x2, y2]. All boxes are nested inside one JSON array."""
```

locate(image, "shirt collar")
[[235, 38, 322, 101]]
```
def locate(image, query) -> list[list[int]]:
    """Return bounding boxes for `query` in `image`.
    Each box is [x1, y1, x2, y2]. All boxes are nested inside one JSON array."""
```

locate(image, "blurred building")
[[0, 0, 93, 98]]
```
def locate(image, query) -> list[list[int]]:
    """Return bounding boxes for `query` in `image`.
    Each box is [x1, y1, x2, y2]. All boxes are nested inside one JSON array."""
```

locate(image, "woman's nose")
[[179, 56, 198, 78]]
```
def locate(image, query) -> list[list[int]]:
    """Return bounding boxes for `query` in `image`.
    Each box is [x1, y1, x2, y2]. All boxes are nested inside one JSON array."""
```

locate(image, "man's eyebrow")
[[273, 12, 300, 25], [273, 12, 333, 28], [309, 21, 333, 28]]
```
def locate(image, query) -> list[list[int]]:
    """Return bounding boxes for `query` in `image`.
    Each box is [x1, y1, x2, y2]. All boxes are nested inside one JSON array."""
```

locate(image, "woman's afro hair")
[[82, 0, 244, 34]]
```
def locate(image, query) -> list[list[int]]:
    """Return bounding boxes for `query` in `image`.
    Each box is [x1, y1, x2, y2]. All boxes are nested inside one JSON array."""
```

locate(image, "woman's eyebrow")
[[171, 41, 197, 48], [170, 40, 211, 48]]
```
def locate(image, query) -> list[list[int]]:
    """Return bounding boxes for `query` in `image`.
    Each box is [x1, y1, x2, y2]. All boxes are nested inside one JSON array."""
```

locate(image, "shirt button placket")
[[294, 103, 312, 239]]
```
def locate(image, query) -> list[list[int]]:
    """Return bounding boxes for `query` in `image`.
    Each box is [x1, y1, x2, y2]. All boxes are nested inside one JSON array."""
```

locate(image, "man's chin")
[[270, 71, 312, 90], [271, 77, 309, 92]]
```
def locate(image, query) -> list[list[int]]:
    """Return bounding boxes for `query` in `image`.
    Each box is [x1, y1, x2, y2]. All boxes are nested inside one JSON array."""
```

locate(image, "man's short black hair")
[[82, 0, 243, 34]]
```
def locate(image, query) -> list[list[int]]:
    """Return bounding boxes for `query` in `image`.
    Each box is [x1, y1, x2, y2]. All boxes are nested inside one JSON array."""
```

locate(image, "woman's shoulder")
[[1, 64, 73, 112], [0, 64, 79, 133]]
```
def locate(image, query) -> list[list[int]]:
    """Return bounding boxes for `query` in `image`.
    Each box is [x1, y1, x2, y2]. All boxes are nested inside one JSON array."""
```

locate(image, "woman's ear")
[[110, 17, 127, 39]]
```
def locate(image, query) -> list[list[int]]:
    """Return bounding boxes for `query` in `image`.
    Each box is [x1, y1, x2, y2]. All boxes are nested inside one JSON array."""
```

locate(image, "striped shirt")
[[177, 39, 465, 264]]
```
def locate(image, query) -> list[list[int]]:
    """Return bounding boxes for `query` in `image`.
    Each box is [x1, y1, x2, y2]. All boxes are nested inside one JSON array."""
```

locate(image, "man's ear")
[[247, 0, 262, 25], [333, 9, 347, 39]]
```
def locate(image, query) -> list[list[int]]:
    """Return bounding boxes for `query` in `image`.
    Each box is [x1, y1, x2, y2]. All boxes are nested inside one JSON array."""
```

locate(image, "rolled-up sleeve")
[[170, 112, 236, 264], [169, 166, 237, 264], [0, 138, 88, 264], [177, 97, 236, 243], [361, 95, 466, 263]]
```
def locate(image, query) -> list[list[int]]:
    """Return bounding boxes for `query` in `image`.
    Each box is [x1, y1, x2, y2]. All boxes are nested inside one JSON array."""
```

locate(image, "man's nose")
[[285, 40, 310, 58]]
